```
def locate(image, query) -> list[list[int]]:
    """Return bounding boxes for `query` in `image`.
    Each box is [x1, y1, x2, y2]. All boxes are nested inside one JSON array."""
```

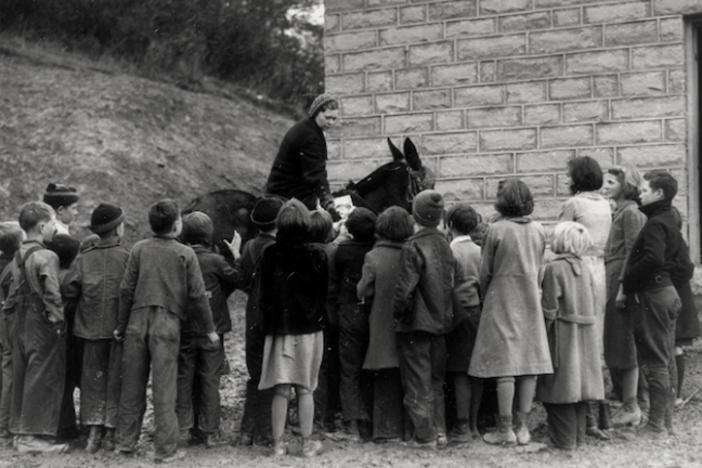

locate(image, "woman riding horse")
[[264, 93, 340, 221]]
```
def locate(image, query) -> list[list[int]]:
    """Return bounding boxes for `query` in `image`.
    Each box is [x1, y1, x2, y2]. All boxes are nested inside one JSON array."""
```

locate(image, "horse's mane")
[[349, 160, 407, 197]]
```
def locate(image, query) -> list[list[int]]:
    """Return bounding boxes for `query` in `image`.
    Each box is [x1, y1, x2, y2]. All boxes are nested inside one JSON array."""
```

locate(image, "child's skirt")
[[258, 331, 324, 391]]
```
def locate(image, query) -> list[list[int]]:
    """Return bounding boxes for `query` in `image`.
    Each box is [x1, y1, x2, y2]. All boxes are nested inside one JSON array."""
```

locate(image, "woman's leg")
[[469, 378, 483, 437]]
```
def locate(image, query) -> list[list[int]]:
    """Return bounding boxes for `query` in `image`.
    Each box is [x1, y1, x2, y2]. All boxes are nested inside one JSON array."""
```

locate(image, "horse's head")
[[338, 137, 434, 213]]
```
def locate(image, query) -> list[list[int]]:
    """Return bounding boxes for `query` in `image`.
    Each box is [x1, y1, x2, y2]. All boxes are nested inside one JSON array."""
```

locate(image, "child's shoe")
[[102, 428, 116, 452], [302, 439, 323, 457], [449, 422, 472, 443], [154, 448, 186, 464], [271, 439, 287, 457], [483, 416, 517, 446], [204, 434, 227, 449], [515, 412, 531, 445], [85, 426, 102, 454]]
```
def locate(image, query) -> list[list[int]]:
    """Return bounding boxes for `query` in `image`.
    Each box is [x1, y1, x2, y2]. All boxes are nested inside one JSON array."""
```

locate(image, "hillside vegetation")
[[0, 42, 293, 244]]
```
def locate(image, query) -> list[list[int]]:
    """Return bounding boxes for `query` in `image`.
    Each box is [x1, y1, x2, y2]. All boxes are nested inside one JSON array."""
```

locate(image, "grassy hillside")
[[0, 40, 293, 245]]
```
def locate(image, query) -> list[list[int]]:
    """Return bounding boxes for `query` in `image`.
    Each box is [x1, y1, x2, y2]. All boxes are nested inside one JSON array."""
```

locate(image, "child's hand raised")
[[223, 231, 242, 260]]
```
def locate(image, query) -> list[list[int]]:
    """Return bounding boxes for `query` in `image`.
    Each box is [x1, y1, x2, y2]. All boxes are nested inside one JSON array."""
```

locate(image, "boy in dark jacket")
[[114, 199, 218, 463], [336, 207, 377, 441], [177, 211, 242, 448], [238, 197, 282, 446], [0, 222, 23, 444], [393, 190, 456, 448], [622, 171, 692, 437], [3, 202, 67, 453], [62, 204, 129, 452]]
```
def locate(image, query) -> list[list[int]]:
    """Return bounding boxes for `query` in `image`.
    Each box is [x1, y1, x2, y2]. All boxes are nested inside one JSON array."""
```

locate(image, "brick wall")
[[323, 0, 702, 232]]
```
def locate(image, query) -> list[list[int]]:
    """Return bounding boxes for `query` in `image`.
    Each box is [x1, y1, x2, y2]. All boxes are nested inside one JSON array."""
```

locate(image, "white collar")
[[450, 235, 473, 247]]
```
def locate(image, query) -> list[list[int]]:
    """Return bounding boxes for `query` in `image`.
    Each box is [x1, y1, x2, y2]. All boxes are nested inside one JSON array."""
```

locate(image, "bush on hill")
[[0, 0, 323, 109]]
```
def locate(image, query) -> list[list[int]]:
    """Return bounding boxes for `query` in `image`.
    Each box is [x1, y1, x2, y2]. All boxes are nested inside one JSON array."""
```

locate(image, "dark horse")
[[183, 137, 434, 252]]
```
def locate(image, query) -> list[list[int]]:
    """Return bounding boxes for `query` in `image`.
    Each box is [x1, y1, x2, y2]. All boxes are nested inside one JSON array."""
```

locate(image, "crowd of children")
[[0, 159, 698, 461]]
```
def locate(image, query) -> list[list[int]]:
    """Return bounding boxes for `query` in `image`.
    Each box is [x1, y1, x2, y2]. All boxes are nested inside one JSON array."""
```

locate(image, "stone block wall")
[[323, 0, 702, 230]]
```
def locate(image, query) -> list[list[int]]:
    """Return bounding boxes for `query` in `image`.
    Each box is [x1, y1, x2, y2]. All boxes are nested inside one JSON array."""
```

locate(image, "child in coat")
[[446, 204, 483, 442], [177, 211, 241, 448], [336, 207, 377, 440], [238, 197, 282, 446], [257, 199, 327, 457], [357, 206, 414, 441], [537, 221, 604, 450], [3, 202, 68, 453], [114, 199, 218, 463], [0, 222, 23, 444], [62, 204, 128, 452], [394, 190, 456, 448], [309, 210, 342, 433], [468, 180, 551, 446]]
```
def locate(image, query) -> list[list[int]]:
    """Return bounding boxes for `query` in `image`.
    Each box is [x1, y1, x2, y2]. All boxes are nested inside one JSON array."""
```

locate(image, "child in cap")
[[43, 183, 80, 236], [336, 207, 377, 441], [177, 211, 242, 448], [393, 190, 456, 448], [114, 199, 218, 463], [446, 204, 483, 442], [3, 202, 68, 453], [537, 222, 604, 450], [469, 180, 551, 446], [238, 196, 283, 446], [62, 203, 129, 452], [257, 199, 327, 457], [357, 206, 414, 441], [0, 222, 24, 442]]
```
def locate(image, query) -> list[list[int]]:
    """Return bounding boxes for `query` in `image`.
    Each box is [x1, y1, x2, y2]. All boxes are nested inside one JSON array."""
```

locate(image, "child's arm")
[[393, 244, 422, 324], [356, 252, 375, 307], [115, 249, 138, 339], [540, 263, 560, 329], [623, 222, 666, 288], [478, 226, 496, 295], [36, 251, 65, 327], [186, 251, 218, 342]]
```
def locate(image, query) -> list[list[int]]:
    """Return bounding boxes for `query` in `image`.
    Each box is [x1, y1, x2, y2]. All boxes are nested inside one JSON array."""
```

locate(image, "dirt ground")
[[1, 291, 701, 468]]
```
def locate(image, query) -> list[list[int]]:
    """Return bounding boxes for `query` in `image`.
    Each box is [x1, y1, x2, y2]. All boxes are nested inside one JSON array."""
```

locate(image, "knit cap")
[[251, 197, 284, 226], [89, 203, 125, 235], [181, 211, 214, 246], [308, 93, 337, 117], [43, 183, 79, 209], [412, 190, 444, 227]]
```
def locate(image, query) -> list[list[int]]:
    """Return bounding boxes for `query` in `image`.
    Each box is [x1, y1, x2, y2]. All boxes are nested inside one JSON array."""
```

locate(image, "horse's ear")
[[403, 137, 422, 170], [387, 138, 404, 161]]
